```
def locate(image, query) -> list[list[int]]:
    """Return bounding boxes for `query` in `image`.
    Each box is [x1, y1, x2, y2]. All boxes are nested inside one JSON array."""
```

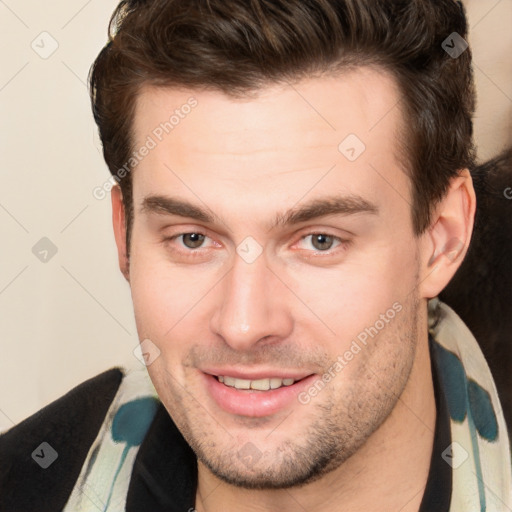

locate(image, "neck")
[[195, 330, 436, 512]]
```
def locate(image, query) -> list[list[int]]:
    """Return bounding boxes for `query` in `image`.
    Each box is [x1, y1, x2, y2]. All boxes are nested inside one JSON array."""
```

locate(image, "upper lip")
[[201, 367, 314, 381]]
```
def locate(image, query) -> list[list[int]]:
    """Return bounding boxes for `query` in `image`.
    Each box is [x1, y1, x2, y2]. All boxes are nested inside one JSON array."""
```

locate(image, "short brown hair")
[[90, 0, 475, 248]]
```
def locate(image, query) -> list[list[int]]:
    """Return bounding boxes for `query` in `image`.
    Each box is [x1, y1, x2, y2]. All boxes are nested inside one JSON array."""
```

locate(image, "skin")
[[112, 67, 476, 512]]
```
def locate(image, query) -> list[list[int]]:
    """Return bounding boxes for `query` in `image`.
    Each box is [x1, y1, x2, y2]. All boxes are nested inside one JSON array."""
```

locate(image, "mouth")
[[202, 371, 316, 417]]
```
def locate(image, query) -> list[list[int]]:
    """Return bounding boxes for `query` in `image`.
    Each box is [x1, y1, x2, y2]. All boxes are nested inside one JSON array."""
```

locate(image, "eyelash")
[[163, 231, 349, 257]]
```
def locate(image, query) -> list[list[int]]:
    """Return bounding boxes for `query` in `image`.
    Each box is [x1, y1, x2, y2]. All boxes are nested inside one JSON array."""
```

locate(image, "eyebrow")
[[140, 194, 379, 231]]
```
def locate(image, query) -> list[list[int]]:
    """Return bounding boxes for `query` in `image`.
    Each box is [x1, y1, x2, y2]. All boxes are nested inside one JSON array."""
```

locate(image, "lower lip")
[[202, 373, 317, 417]]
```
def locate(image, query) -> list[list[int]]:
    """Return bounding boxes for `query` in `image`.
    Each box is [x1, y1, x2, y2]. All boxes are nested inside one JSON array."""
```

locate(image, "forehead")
[[133, 67, 404, 150], [130, 67, 410, 226]]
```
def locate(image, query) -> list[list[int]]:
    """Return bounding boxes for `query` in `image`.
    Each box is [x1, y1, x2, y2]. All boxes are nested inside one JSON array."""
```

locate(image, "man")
[[1, 1, 510, 511]]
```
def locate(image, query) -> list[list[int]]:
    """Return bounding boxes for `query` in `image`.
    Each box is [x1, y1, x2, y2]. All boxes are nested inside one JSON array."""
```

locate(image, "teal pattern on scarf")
[[103, 397, 160, 511], [433, 341, 499, 512]]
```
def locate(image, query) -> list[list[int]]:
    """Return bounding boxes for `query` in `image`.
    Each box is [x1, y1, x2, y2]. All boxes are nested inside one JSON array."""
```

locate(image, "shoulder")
[[0, 368, 124, 512]]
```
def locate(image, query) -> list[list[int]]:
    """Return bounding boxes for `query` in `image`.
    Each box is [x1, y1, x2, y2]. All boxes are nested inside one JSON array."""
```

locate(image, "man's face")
[[125, 68, 427, 488]]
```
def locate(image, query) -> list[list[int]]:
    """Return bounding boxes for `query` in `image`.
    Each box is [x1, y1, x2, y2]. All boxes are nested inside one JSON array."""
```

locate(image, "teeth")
[[270, 378, 282, 389], [217, 376, 297, 390], [251, 379, 270, 391], [235, 378, 251, 390]]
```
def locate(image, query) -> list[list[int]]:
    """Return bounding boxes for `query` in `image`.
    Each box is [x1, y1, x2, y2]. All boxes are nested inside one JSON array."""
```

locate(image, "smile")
[[203, 372, 316, 417]]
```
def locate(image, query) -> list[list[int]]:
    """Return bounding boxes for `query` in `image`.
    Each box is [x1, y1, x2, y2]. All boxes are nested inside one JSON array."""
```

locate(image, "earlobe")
[[420, 170, 476, 299], [111, 186, 130, 281]]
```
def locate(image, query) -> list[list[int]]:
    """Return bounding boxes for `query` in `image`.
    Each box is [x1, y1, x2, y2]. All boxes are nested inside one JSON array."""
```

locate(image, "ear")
[[419, 169, 476, 299], [111, 186, 130, 281]]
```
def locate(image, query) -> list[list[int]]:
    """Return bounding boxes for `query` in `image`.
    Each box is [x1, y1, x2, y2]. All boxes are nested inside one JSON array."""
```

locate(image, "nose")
[[210, 251, 293, 352]]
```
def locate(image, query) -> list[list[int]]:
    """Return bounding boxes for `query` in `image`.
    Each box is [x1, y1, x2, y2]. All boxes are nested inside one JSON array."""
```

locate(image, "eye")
[[162, 231, 212, 252], [164, 231, 347, 259], [298, 233, 343, 252]]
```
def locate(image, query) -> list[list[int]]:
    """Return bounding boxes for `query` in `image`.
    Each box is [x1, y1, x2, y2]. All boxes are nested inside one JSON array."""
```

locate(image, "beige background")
[[0, 0, 511, 432]]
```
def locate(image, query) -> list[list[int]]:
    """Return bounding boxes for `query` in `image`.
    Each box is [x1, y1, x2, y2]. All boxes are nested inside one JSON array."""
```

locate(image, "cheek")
[[128, 236, 221, 347], [130, 267, 195, 343], [286, 241, 418, 339], [128, 236, 183, 340]]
